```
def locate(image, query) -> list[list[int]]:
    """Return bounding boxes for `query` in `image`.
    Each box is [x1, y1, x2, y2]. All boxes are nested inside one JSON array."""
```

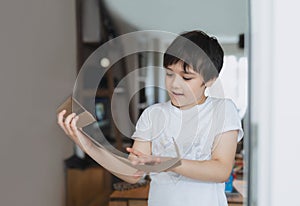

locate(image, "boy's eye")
[[166, 72, 173, 76], [182, 77, 192, 81]]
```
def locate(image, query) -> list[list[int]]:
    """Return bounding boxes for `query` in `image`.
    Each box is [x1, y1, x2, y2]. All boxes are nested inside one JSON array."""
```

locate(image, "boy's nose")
[[170, 74, 182, 89]]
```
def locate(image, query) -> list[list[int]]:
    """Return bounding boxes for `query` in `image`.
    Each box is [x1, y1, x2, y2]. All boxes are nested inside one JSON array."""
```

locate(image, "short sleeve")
[[222, 99, 244, 142], [131, 107, 153, 141]]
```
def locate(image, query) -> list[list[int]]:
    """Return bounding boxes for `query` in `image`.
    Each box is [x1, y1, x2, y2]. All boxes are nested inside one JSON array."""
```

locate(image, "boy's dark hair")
[[163, 30, 224, 83]]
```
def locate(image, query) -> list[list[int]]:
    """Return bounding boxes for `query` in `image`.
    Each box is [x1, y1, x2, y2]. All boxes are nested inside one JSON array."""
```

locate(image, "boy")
[[58, 30, 243, 206]]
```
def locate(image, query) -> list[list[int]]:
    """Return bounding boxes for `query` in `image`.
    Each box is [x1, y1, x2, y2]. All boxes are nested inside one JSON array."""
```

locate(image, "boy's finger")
[[130, 156, 145, 166], [70, 116, 79, 133], [57, 110, 66, 125], [57, 110, 69, 134], [150, 156, 160, 163], [126, 148, 137, 155], [126, 147, 133, 152], [64, 113, 76, 135], [59, 124, 69, 135], [127, 147, 143, 157], [143, 156, 161, 165], [133, 170, 145, 178], [131, 160, 138, 166], [64, 113, 76, 124]]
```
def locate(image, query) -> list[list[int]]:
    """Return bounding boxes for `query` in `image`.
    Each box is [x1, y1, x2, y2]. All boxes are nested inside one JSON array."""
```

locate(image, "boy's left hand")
[[126, 147, 161, 166]]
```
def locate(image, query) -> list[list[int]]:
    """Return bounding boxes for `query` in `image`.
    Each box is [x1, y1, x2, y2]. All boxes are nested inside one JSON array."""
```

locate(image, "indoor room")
[[0, 0, 299, 206]]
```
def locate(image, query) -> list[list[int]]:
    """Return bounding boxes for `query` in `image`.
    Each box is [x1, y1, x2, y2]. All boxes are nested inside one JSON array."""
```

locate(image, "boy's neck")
[[174, 95, 207, 110]]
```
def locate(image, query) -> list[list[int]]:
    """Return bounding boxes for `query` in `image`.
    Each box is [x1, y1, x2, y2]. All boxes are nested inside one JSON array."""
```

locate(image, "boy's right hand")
[[57, 110, 92, 151]]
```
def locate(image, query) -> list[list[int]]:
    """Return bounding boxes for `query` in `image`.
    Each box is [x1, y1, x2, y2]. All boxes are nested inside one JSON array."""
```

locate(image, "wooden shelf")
[[72, 0, 134, 204], [75, 0, 129, 151]]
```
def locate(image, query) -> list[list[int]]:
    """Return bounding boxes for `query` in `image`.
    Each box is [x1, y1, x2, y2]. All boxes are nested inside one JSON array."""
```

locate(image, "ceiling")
[[104, 0, 248, 43]]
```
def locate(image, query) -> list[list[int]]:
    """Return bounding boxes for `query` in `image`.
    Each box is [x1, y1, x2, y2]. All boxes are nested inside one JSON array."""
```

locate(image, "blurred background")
[[0, 0, 299, 206]]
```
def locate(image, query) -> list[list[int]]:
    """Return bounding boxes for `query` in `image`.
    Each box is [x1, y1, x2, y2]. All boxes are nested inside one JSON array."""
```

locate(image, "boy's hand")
[[126, 147, 161, 166], [57, 110, 92, 151]]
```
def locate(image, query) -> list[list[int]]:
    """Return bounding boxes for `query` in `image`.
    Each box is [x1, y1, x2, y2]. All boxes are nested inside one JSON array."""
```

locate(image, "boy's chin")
[[171, 101, 180, 108], [170, 100, 188, 108]]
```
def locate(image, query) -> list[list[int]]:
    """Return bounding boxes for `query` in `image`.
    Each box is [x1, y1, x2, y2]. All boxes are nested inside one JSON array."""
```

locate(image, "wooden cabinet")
[[66, 167, 112, 206]]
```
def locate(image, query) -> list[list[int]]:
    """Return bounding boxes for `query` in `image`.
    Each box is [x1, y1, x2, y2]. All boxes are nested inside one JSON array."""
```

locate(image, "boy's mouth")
[[171, 91, 184, 96]]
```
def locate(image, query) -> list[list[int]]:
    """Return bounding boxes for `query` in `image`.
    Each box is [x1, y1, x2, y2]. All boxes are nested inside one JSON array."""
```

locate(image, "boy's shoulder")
[[208, 96, 234, 104], [208, 97, 238, 110]]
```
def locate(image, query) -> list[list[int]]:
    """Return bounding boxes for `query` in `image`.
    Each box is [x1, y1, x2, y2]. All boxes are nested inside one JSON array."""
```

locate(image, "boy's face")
[[165, 62, 206, 110]]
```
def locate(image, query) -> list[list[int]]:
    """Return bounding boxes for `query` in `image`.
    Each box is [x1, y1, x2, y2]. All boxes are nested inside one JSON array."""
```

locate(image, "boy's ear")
[[205, 77, 217, 87]]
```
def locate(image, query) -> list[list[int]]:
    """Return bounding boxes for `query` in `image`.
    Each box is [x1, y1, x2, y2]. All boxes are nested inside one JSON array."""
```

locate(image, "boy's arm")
[[170, 130, 238, 182], [57, 110, 151, 184], [113, 140, 152, 183], [86, 138, 151, 184]]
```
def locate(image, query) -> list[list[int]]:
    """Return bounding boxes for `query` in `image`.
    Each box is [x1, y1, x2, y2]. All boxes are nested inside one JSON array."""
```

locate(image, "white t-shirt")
[[132, 97, 244, 206]]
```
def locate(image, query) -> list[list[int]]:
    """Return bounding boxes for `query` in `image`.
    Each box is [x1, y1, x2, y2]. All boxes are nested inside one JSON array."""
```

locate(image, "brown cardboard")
[[82, 130, 182, 174], [114, 137, 181, 173], [56, 96, 96, 128], [57, 96, 181, 174]]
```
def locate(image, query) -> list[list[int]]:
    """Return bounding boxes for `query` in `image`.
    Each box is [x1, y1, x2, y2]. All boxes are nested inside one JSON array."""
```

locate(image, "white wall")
[[0, 0, 76, 205], [251, 0, 300, 205]]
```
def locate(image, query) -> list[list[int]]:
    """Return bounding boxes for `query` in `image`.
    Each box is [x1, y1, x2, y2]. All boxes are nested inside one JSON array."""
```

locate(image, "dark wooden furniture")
[[108, 183, 243, 206], [66, 167, 112, 206], [109, 184, 149, 206], [75, 0, 126, 150]]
